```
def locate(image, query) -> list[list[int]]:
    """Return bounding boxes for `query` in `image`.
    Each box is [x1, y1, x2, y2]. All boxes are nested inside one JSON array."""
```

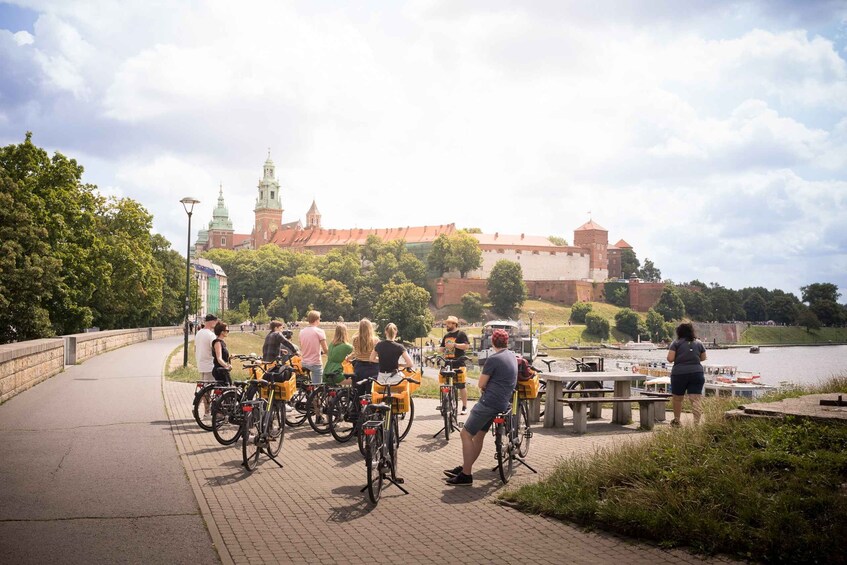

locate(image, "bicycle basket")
[[517, 373, 540, 399]]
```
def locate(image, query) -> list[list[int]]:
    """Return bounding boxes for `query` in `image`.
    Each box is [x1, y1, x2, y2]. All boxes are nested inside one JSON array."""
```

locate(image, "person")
[[299, 310, 328, 385], [440, 315, 470, 415], [350, 318, 380, 398], [324, 323, 354, 385], [211, 322, 232, 385], [371, 323, 413, 383], [262, 320, 298, 363], [194, 314, 218, 418], [667, 322, 707, 427], [445, 329, 517, 486]]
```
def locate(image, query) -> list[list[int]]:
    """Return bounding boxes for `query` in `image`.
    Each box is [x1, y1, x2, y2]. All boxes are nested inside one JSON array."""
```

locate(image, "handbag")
[[212, 365, 231, 383]]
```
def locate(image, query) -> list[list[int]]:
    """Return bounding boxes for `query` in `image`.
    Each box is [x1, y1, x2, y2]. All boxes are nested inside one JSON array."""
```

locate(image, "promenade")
[[1, 337, 739, 564]]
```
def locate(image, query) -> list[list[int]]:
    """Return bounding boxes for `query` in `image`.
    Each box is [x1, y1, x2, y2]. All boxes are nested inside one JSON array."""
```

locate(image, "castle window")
[[221, 236, 226, 246], [533, 250, 539, 255], [260, 191, 263, 200], [270, 191, 274, 199]]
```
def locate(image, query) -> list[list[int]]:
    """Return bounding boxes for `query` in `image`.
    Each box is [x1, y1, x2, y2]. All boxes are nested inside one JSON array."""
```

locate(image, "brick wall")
[[433, 278, 600, 308], [0, 339, 64, 404], [693, 322, 747, 345], [628, 280, 665, 312]]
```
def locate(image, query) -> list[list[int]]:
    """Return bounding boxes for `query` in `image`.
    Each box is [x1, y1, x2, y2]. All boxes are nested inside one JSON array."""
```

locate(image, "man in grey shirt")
[[445, 329, 517, 486]]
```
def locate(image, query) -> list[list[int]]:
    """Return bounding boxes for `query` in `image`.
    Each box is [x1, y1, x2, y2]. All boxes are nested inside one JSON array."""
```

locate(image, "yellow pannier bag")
[[259, 372, 296, 401], [517, 374, 540, 400], [402, 367, 422, 394], [371, 381, 411, 413], [342, 359, 354, 375], [438, 364, 467, 385]]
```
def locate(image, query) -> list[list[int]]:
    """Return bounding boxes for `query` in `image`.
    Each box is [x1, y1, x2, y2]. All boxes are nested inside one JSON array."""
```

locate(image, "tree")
[[801, 283, 840, 305], [678, 286, 712, 321], [585, 312, 610, 339], [604, 282, 628, 307], [317, 279, 354, 322], [487, 260, 527, 318], [372, 281, 433, 342], [280, 274, 325, 320], [461, 292, 484, 321], [448, 232, 483, 278], [654, 285, 685, 322], [645, 309, 669, 342], [810, 300, 844, 327], [620, 248, 640, 279], [742, 292, 768, 322], [570, 302, 593, 323], [254, 300, 270, 325], [638, 258, 662, 282], [548, 235, 568, 246], [768, 294, 798, 324], [797, 308, 821, 333], [151, 234, 188, 326], [464, 227, 482, 234], [710, 286, 744, 322], [614, 308, 642, 339]]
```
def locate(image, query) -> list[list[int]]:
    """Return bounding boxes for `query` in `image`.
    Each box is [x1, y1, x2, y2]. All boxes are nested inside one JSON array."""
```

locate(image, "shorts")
[[671, 371, 705, 396], [304, 364, 323, 385], [462, 402, 501, 436]]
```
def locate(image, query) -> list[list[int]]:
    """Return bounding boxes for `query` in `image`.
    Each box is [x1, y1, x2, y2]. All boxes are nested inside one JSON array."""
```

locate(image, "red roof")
[[232, 233, 252, 247], [270, 224, 457, 249], [575, 219, 607, 232], [614, 239, 632, 248]]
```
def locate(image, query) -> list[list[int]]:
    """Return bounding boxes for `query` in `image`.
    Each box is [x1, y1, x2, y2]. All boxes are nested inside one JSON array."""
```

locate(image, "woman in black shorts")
[[667, 322, 706, 426]]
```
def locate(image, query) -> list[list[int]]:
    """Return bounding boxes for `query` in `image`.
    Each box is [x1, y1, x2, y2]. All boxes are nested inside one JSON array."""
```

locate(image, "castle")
[[193, 154, 651, 308]]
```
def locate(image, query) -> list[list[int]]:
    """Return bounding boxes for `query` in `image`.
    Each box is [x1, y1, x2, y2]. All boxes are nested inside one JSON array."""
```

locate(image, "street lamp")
[[181, 196, 200, 368], [528, 310, 535, 362]]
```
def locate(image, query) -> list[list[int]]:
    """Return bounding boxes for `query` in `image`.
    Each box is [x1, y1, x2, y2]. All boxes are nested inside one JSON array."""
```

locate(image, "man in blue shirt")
[[445, 329, 517, 486]]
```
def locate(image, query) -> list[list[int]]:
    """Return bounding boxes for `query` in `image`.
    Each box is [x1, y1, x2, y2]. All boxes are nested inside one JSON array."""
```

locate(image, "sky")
[[1, 0, 846, 299]]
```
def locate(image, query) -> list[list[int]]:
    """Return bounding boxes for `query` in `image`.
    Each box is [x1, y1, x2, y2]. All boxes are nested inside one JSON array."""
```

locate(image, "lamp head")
[[180, 197, 200, 215]]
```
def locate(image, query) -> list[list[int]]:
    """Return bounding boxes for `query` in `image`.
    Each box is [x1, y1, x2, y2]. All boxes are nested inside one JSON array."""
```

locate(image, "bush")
[[584, 312, 610, 338], [614, 308, 643, 339], [461, 292, 484, 321], [571, 302, 593, 323]]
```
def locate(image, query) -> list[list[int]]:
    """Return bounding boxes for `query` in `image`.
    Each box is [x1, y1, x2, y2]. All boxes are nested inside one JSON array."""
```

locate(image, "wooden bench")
[[561, 388, 615, 419], [635, 391, 671, 421], [558, 397, 670, 434]]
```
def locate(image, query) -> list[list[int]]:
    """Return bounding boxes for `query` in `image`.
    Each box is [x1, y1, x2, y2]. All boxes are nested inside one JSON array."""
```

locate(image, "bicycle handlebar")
[[356, 374, 421, 387]]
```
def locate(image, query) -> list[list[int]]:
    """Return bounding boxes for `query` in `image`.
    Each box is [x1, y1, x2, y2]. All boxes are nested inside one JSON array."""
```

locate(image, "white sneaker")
[[460, 406, 468, 415]]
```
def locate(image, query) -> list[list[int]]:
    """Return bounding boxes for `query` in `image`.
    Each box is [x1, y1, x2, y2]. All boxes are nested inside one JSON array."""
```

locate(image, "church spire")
[[306, 199, 321, 229]]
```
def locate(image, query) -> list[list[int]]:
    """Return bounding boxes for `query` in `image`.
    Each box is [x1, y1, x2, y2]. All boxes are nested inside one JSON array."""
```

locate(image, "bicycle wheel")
[[495, 421, 513, 484], [329, 389, 356, 443], [450, 388, 459, 428], [397, 397, 415, 442], [211, 389, 242, 445], [441, 391, 451, 441], [387, 424, 399, 481], [192, 384, 217, 431], [242, 408, 262, 471], [307, 387, 331, 434], [357, 404, 378, 456], [266, 402, 285, 457], [365, 428, 384, 504], [285, 387, 308, 426], [517, 402, 531, 458]]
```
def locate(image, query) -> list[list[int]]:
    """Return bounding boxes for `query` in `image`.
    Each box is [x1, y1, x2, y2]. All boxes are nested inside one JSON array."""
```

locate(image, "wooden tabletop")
[[541, 371, 639, 381]]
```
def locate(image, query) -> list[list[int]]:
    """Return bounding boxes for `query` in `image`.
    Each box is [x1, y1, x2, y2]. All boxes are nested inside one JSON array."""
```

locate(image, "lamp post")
[[528, 310, 535, 362], [181, 197, 200, 368]]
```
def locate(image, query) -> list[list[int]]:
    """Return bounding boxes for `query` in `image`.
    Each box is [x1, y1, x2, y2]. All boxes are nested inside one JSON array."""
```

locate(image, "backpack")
[[516, 355, 535, 381]]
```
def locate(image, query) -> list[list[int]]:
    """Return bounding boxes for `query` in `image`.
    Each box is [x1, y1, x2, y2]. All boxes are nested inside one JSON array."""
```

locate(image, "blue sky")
[[1, 1, 846, 299]]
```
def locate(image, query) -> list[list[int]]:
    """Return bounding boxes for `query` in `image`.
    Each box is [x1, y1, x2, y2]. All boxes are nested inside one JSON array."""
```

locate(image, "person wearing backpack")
[[667, 322, 707, 426]]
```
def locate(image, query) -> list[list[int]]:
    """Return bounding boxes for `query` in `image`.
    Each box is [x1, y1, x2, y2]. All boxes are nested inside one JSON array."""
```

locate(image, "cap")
[[204, 314, 218, 322], [446, 315, 459, 325], [491, 329, 509, 348]]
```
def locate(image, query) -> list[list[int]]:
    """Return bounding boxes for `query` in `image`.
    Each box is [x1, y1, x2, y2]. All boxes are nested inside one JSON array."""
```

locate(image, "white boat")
[[475, 320, 538, 364], [702, 364, 775, 398], [620, 340, 657, 351]]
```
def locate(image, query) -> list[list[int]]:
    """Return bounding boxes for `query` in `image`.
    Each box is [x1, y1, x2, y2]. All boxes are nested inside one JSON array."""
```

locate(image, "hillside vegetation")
[[740, 326, 847, 345]]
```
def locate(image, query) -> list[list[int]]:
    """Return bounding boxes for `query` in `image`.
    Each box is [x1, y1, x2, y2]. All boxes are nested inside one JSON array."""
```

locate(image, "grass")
[[740, 326, 847, 345], [540, 326, 631, 348], [414, 376, 482, 400], [165, 331, 267, 383], [500, 375, 847, 562]]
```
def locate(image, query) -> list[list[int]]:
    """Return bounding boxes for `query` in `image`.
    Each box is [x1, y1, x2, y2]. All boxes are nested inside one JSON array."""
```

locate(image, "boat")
[[702, 364, 774, 398], [749, 346, 760, 354], [474, 320, 538, 365], [620, 340, 657, 351]]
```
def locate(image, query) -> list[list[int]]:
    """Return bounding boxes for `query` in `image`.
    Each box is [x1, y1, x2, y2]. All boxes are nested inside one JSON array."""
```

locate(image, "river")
[[543, 345, 847, 387]]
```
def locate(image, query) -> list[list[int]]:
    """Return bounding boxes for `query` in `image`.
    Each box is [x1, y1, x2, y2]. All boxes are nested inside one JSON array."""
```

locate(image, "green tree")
[[620, 248, 640, 279], [372, 281, 433, 342], [448, 232, 483, 278], [678, 285, 712, 321], [548, 235, 569, 246], [742, 292, 768, 322], [151, 234, 188, 326], [645, 308, 669, 342], [801, 283, 840, 305], [280, 274, 325, 320], [487, 260, 527, 318], [461, 292, 484, 321], [710, 286, 744, 322], [810, 300, 844, 327], [585, 312, 610, 339], [254, 300, 270, 324], [604, 282, 628, 307], [768, 294, 799, 324], [797, 308, 821, 333], [318, 279, 354, 322], [234, 298, 251, 322], [655, 285, 685, 321], [638, 258, 662, 282], [614, 308, 642, 339], [570, 302, 593, 323], [464, 227, 482, 234]]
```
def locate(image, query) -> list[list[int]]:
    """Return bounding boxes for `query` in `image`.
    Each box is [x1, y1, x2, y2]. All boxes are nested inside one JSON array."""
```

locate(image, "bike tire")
[[387, 424, 399, 481], [517, 402, 531, 458], [211, 389, 242, 445], [397, 397, 414, 442], [192, 383, 217, 431], [495, 422, 513, 484], [451, 388, 459, 429], [306, 387, 331, 434], [442, 392, 451, 441], [329, 389, 356, 443], [285, 387, 308, 427], [365, 430, 383, 504], [242, 409, 262, 471], [267, 402, 285, 457]]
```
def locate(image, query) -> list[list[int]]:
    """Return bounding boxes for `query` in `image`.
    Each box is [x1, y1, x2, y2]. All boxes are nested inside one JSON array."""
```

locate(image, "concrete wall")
[[693, 322, 748, 345], [0, 339, 65, 404], [433, 278, 600, 308], [64, 329, 150, 365], [466, 249, 591, 281]]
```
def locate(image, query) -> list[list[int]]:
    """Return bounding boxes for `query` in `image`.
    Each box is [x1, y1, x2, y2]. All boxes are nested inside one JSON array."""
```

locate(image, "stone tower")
[[306, 199, 321, 229], [573, 219, 609, 282], [253, 152, 284, 248], [206, 185, 235, 250]]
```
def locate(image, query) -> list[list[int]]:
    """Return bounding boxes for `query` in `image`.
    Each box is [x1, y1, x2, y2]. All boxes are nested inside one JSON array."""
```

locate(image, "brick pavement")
[[163, 381, 740, 565]]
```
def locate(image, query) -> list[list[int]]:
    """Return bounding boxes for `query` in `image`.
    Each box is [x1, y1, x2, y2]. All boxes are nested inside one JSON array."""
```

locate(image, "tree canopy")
[[487, 260, 527, 318]]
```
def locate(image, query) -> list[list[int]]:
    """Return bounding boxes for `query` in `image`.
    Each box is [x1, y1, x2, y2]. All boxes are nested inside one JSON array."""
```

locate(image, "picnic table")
[[542, 370, 640, 428]]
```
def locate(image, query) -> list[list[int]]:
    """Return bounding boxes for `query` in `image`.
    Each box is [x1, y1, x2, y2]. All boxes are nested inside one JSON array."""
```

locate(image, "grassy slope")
[[166, 331, 268, 383], [740, 325, 847, 345]]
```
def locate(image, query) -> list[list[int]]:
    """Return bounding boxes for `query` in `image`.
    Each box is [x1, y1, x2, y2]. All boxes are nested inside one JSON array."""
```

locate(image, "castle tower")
[[306, 199, 321, 229], [253, 151, 284, 248], [207, 184, 235, 249], [573, 219, 609, 282]]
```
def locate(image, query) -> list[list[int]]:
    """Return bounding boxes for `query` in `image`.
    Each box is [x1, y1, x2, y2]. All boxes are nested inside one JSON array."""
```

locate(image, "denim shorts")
[[671, 371, 705, 395], [304, 364, 323, 385], [463, 402, 502, 436]]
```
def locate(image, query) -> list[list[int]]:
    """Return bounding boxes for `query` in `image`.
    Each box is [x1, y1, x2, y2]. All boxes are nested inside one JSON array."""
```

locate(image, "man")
[[444, 329, 517, 486], [299, 310, 328, 384], [439, 315, 471, 414], [262, 320, 298, 362], [194, 314, 218, 419]]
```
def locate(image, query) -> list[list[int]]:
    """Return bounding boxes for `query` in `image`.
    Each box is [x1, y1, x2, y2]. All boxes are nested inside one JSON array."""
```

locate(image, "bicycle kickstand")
[[432, 421, 461, 439], [264, 449, 284, 469], [514, 456, 538, 474]]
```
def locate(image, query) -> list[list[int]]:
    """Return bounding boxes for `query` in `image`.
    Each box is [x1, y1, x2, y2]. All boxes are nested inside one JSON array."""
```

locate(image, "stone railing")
[[0, 339, 64, 404], [0, 326, 185, 404]]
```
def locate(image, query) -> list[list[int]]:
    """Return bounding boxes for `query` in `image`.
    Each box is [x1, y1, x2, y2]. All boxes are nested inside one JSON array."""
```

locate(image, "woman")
[[350, 318, 380, 397], [667, 322, 706, 426], [324, 323, 354, 385], [371, 323, 413, 385], [212, 322, 232, 385]]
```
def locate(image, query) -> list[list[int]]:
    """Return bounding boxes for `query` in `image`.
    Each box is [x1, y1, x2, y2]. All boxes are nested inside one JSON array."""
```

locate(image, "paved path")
[[0, 336, 219, 564]]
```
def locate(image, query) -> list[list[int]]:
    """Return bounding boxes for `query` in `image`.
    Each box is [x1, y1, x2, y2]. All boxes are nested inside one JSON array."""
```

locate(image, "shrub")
[[584, 312, 610, 338], [571, 302, 593, 323]]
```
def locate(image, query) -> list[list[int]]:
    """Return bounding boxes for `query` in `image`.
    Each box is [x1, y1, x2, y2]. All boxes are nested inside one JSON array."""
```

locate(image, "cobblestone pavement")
[[163, 380, 740, 565]]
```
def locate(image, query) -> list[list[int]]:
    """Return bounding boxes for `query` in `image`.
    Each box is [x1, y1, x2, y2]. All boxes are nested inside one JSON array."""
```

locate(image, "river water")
[[544, 345, 847, 387]]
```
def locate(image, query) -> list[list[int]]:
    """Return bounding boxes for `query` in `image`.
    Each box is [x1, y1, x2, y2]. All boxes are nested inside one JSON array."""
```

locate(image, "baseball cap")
[[491, 329, 509, 348], [446, 316, 459, 325], [204, 314, 218, 322]]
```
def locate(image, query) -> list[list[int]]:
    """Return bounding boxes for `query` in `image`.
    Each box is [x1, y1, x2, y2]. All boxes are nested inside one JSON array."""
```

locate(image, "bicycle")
[[429, 354, 465, 440], [357, 371, 420, 504], [192, 380, 227, 431], [240, 375, 290, 471], [491, 388, 537, 484], [326, 365, 361, 443]]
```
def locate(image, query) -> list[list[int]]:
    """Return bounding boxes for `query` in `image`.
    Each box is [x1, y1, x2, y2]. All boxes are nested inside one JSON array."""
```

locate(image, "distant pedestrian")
[[194, 314, 218, 419], [212, 322, 232, 385], [667, 322, 707, 426]]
